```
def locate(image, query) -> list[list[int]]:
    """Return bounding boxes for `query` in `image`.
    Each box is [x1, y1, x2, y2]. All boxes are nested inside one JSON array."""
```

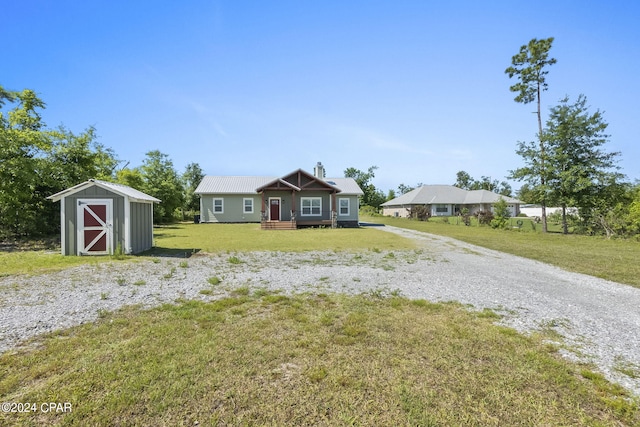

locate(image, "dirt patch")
[[0, 236, 60, 252]]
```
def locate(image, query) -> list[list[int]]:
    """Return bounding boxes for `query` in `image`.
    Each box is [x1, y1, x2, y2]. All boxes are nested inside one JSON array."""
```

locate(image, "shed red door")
[[77, 199, 113, 255]]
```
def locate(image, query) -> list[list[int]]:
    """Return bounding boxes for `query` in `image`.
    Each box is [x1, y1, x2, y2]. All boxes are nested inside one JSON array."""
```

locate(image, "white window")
[[301, 197, 321, 216], [243, 198, 253, 214], [338, 198, 350, 216], [213, 198, 223, 213], [435, 204, 449, 214]]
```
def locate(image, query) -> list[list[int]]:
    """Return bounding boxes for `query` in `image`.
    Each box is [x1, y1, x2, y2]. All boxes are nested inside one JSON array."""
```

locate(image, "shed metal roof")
[[47, 179, 160, 203]]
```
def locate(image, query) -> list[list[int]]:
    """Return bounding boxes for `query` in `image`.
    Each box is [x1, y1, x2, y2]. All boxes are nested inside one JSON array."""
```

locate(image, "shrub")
[[460, 208, 471, 226], [407, 205, 431, 221], [475, 210, 494, 225]]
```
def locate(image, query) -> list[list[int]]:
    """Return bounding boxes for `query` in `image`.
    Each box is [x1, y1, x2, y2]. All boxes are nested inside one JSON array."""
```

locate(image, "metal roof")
[[195, 175, 364, 196], [195, 176, 277, 194], [47, 179, 160, 203], [382, 185, 521, 206]]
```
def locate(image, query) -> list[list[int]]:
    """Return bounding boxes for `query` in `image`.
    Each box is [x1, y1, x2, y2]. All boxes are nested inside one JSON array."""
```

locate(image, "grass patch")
[[368, 215, 640, 288], [153, 222, 415, 253], [207, 276, 222, 286], [0, 294, 637, 425], [0, 252, 120, 277], [227, 255, 243, 265]]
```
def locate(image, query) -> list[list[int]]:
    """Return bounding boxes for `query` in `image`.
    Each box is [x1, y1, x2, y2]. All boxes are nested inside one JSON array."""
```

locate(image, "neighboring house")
[[382, 185, 522, 218], [519, 205, 577, 218], [47, 179, 160, 255], [195, 162, 364, 229]]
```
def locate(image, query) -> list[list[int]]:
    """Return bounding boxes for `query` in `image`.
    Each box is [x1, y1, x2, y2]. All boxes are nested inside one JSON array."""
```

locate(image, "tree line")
[[0, 86, 203, 238], [506, 37, 640, 237], [3, 49, 640, 240], [348, 37, 640, 238]]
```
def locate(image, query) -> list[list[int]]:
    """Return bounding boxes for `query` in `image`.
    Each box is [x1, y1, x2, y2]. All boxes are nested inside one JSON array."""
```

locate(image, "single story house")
[[195, 162, 364, 229], [382, 185, 522, 218], [48, 179, 160, 255]]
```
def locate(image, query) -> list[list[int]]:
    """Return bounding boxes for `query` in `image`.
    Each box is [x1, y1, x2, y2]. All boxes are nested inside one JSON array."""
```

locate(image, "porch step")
[[261, 221, 297, 230]]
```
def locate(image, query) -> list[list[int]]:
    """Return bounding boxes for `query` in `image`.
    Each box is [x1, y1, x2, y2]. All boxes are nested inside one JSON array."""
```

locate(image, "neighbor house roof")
[[47, 179, 160, 203], [195, 175, 364, 196], [381, 185, 521, 206]]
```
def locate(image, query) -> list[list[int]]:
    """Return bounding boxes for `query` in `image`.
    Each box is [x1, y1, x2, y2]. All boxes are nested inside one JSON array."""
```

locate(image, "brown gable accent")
[[256, 169, 340, 193]]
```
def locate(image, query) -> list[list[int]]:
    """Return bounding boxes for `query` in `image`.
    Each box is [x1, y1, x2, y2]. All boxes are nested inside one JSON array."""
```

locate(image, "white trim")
[[77, 199, 113, 256], [243, 198, 254, 214], [338, 198, 350, 216], [124, 196, 131, 254], [60, 198, 66, 255], [48, 179, 159, 203], [199, 194, 204, 221], [268, 197, 281, 221], [150, 203, 154, 247], [301, 197, 322, 216], [213, 198, 224, 214]]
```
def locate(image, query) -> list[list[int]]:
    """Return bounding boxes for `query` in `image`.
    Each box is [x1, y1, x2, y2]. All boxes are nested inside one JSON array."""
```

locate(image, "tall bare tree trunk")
[[537, 82, 548, 233], [561, 205, 569, 234]]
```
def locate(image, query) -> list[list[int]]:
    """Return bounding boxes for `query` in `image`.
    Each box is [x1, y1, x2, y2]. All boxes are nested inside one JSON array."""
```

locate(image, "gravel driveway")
[[1, 224, 639, 397]]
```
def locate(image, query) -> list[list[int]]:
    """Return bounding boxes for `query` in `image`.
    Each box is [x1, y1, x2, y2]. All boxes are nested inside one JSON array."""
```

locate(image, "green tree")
[[516, 183, 537, 204], [0, 86, 50, 236], [397, 183, 422, 195], [115, 167, 145, 189], [0, 84, 120, 237], [454, 171, 512, 196], [182, 162, 204, 215], [506, 37, 557, 232], [46, 125, 118, 188], [626, 183, 640, 235], [140, 150, 184, 223], [490, 197, 510, 229], [344, 166, 385, 209], [454, 171, 474, 189], [543, 95, 622, 234], [386, 189, 396, 201]]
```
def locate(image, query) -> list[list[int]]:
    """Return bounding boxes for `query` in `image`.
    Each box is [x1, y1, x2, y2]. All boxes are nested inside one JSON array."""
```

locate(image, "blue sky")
[[3, 1, 639, 193]]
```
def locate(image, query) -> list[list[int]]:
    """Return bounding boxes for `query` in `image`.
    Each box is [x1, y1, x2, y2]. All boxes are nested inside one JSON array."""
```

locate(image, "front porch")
[[260, 217, 337, 230], [257, 169, 340, 230]]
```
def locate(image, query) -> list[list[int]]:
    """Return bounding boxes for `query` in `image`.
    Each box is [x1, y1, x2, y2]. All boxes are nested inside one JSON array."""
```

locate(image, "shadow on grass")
[[358, 222, 386, 227], [140, 247, 202, 258], [153, 225, 184, 230]]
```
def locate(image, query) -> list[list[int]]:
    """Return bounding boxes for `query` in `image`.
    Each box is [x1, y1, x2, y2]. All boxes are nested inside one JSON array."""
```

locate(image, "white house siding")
[[519, 206, 567, 218], [431, 204, 453, 217], [382, 206, 410, 218]]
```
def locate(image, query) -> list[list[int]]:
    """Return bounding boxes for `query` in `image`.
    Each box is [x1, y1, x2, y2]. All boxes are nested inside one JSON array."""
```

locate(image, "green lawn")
[[151, 222, 415, 253], [367, 215, 640, 288], [0, 251, 118, 278], [1, 293, 637, 426]]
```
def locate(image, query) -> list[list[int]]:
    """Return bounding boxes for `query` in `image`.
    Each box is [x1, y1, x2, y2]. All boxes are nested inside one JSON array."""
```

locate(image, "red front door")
[[270, 199, 280, 221]]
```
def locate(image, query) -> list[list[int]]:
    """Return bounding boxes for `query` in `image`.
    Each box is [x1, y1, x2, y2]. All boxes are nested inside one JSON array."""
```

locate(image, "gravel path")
[[1, 224, 639, 397]]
